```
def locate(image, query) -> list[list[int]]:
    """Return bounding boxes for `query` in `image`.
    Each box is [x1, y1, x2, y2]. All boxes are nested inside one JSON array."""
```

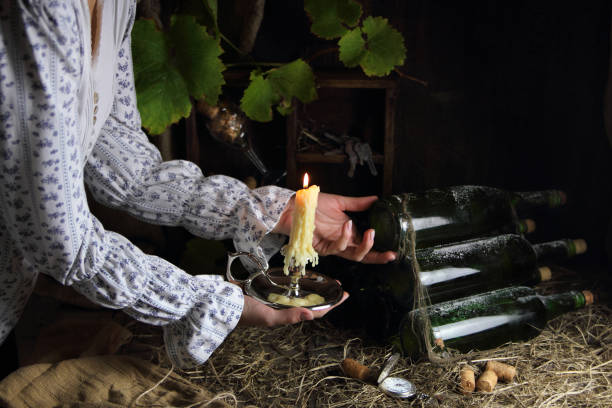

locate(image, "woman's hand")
[[313, 193, 396, 263], [275, 193, 397, 264], [238, 291, 349, 327]]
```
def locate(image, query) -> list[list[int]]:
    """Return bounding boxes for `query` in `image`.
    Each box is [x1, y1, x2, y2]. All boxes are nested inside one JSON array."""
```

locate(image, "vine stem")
[[225, 61, 285, 69], [393, 68, 429, 87], [220, 33, 247, 57], [306, 46, 429, 87], [305, 47, 338, 64]]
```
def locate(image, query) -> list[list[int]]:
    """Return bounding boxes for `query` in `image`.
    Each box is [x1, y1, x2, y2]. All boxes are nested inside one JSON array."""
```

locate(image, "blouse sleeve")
[[79, 2, 294, 366], [0, 0, 254, 368], [84, 7, 294, 270]]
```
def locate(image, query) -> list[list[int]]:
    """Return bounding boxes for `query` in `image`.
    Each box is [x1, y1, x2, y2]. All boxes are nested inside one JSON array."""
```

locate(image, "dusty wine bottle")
[[357, 185, 565, 252], [385, 234, 588, 306], [397, 286, 594, 358]]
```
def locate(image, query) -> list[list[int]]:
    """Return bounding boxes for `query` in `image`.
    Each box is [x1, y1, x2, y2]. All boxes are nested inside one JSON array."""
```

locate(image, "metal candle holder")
[[225, 251, 343, 310]]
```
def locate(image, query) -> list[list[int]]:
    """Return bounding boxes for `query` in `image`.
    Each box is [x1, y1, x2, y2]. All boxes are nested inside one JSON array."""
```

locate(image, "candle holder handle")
[[225, 252, 292, 292]]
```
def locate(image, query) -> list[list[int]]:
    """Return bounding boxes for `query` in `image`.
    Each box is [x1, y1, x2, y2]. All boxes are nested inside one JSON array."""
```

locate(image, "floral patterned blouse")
[[0, 0, 293, 368]]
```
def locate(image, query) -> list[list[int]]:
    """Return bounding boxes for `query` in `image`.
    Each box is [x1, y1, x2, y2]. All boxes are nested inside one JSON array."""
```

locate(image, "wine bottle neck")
[[511, 190, 567, 212], [540, 290, 590, 320], [532, 239, 587, 262]]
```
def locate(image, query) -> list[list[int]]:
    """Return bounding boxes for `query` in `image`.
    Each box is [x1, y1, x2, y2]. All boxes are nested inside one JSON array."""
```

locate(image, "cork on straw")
[[582, 290, 595, 306], [341, 358, 378, 384], [434, 338, 445, 349], [476, 370, 498, 392], [573, 239, 588, 255], [485, 360, 517, 382], [538, 266, 552, 282], [459, 366, 476, 394]]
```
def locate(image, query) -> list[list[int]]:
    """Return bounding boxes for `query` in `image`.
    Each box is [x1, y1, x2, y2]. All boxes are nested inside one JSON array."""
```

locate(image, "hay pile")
[[130, 301, 611, 408]]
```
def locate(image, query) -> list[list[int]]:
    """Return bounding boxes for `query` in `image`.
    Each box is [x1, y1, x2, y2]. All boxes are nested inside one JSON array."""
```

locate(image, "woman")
[[0, 0, 395, 369]]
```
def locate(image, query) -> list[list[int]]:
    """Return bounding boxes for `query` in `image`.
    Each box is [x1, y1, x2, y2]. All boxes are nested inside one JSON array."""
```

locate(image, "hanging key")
[[345, 139, 358, 178], [355, 142, 378, 176]]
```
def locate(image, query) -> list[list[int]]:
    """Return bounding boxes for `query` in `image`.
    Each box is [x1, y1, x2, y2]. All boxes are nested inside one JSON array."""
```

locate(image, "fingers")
[[239, 291, 350, 328], [269, 307, 314, 326], [323, 219, 352, 255], [352, 228, 375, 261], [326, 228, 397, 264], [339, 195, 379, 212], [334, 228, 376, 262], [361, 250, 397, 264], [264, 290, 350, 324]]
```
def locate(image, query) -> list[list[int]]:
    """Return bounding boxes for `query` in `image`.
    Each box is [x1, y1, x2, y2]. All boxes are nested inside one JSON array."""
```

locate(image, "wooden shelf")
[[296, 152, 384, 164], [286, 72, 397, 195]]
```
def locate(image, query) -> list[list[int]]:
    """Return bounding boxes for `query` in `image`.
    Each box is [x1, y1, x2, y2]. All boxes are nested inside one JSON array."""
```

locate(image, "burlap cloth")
[[0, 283, 236, 408], [0, 355, 232, 408]]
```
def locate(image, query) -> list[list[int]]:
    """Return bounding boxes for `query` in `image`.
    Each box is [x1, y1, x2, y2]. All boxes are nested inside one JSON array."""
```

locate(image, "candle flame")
[[302, 173, 309, 189]]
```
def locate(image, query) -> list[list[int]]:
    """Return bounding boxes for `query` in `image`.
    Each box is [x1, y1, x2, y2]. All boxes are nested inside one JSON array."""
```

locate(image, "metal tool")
[[376, 353, 418, 398], [342, 353, 420, 399]]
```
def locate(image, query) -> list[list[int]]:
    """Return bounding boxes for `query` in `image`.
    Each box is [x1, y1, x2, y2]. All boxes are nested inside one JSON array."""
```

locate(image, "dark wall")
[[203, 1, 612, 272], [384, 2, 612, 271]]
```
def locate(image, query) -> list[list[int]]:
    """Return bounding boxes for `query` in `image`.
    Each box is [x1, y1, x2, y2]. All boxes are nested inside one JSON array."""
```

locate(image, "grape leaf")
[[240, 71, 281, 122], [337, 27, 366, 68], [359, 16, 406, 76], [169, 15, 225, 104], [338, 16, 406, 76], [276, 99, 293, 116], [175, 0, 218, 32], [132, 19, 191, 135], [241, 60, 317, 121], [304, 0, 362, 39], [267, 59, 317, 105], [132, 17, 225, 134]]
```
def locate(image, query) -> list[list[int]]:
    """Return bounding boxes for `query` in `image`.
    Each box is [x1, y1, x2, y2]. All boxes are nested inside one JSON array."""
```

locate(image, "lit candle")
[[282, 173, 320, 275]]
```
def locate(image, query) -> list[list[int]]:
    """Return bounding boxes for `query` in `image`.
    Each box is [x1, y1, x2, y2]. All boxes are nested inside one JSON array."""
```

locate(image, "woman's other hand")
[[238, 291, 349, 327]]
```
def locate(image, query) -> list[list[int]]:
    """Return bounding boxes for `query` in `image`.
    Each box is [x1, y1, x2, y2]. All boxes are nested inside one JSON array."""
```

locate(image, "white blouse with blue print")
[[0, 0, 294, 368]]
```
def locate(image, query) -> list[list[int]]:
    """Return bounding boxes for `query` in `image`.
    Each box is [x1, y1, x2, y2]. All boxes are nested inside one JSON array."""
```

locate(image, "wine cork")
[[557, 190, 567, 206], [573, 239, 588, 255], [523, 219, 536, 234], [485, 360, 517, 382], [341, 358, 377, 384], [582, 290, 594, 306], [538, 266, 552, 282], [476, 370, 498, 392], [459, 366, 476, 394], [434, 338, 445, 349]]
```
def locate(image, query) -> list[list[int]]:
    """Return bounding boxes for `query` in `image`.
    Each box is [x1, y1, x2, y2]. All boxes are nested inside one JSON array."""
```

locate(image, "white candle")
[[282, 173, 319, 275]]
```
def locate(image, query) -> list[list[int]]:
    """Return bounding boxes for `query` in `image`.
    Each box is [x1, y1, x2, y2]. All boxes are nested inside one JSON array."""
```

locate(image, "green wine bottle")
[[362, 185, 565, 252], [386, 234, 587, 306], [397, 286, 594, 358]]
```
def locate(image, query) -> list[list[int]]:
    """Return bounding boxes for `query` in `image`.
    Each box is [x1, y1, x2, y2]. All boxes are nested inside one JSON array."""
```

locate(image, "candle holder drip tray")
[[225, 252, 343, 310]]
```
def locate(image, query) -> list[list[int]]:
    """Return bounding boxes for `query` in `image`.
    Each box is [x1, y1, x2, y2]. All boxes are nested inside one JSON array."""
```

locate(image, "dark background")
[[205, 1, 612, 276], [103, 1, 612, 285]]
